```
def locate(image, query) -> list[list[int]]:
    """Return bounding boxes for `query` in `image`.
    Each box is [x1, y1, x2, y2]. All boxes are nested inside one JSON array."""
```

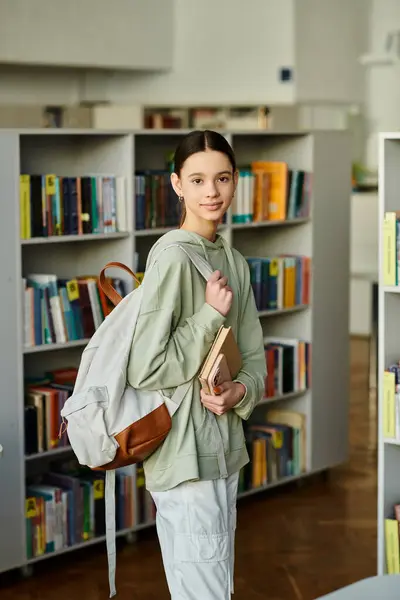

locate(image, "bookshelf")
[[378, 133, 400, 575], [0, 128, 351, 577]]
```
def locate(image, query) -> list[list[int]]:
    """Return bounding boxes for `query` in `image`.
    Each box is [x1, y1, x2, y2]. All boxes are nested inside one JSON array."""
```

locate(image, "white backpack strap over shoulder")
[[148, 242, 214, 282]]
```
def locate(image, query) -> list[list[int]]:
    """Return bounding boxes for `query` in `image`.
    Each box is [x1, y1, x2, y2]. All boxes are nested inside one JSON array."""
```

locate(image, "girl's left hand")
[[200, 381, 246, 416]]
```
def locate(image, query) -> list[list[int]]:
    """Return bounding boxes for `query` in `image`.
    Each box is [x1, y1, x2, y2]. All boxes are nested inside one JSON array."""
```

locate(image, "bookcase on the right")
[[378, 133, 400, 575]]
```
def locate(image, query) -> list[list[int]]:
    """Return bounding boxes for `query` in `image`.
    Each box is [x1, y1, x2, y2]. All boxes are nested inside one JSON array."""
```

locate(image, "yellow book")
[[20, 175, 30, 239], [385, 518, 400, 573], [252, 439, 263, 488], [251, 161, 287, 221], [283, 259, 296, 307], [383, 212, 397, 286], [299, 341, 306, 389], [383, 370, 396, 438], [284, 263, 291, 307]]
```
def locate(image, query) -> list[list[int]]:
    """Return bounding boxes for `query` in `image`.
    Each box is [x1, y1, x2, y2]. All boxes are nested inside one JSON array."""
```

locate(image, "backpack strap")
[[174, 243, 214, 280], [105, 470, 117, 598], [148, 243, 214, 281], [99, 261, 142, 306]]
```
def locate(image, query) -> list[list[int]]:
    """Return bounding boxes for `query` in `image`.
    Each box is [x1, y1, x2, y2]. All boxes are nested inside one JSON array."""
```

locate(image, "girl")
[[127, 130, 266, 599]]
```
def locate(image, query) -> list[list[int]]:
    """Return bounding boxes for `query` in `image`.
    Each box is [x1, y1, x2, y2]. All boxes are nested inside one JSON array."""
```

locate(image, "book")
[[198, 326, 242, 394], [382, 211, 400, 286], [385, 517, 400, 574], [207, 354, 232, 396]]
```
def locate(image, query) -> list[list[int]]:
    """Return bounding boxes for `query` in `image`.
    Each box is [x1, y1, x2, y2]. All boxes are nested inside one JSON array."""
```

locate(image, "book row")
[[246, 255, 311, 311], [24, 368, 77, 455], [135, 171, 181, 230], [382, 364, 400, 440], [385, 503, 400, 574], [232, 162, 311, 224], [239, 408, 306, 492], [264, 338, 311, 398], [25, 462, 155, 559], [22, 274, 133, 348], [18, 163, 312, 238], [20, 174, 127, 239]]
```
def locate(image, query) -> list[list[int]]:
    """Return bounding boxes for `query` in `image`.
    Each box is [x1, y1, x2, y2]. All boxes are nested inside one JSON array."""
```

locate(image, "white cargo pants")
[[150, 472, 240, 599]]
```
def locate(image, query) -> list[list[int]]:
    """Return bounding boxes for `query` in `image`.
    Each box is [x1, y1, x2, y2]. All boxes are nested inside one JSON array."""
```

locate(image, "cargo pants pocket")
[[172, 532, 231, 599], [174, 532, 230, 563]]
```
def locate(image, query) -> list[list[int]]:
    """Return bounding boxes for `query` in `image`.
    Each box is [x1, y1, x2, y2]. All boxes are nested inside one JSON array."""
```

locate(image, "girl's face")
[[171, 149, 237, 225]]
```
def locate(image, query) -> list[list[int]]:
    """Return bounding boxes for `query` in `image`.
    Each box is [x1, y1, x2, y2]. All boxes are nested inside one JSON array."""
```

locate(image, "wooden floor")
[[0, 338, 377, 599]]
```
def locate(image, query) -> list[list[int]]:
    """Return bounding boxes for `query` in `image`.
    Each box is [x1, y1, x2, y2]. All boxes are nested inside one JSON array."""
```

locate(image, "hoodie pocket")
[[194, 409, 218, 457], [228, 411, 246, 452]]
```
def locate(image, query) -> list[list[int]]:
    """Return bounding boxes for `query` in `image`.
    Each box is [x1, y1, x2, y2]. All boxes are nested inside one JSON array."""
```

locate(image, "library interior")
[[1, 1, 400, 599]]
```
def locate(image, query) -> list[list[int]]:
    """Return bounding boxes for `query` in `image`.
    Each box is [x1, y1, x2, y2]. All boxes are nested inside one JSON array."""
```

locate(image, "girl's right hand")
[[205, 270, 233, 317]]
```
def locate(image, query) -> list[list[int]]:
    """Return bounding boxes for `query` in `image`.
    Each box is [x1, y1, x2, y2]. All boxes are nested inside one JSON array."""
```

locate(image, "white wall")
[[107, 0, 296, 106], [0, 0, 173, 70], [0, 66, 82, 105], [0, 0, 367, 109], [365, 0, 400, 169], [295, 0, 368, 104], [0, 0, 296, 107], [349, 192, 378, 336], [0, 66, 126, 106]]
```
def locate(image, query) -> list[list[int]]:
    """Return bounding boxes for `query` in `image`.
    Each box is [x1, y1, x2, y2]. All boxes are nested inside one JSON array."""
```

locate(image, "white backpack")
[[60, 243, 213, 597]]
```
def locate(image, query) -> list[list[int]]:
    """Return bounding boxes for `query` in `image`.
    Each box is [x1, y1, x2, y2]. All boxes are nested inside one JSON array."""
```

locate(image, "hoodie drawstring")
[[199, 239, 210, 263], [220, 237, 242, 312]]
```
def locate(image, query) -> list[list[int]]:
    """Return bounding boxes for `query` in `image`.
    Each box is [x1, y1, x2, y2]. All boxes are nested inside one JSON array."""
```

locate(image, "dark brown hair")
[[172, 130, 236, 226]]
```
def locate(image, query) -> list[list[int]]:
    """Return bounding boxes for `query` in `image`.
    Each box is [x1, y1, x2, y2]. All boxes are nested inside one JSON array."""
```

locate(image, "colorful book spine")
[[25, 463, 155, 559], [264, 338, 311, 398], [135, 170, 182, 230], [232, 163, 311, 224], [19, 174, 127, 239], [238, 409, 306, 493], [246, 255, 311, 312], [22, 273, 134, 348]]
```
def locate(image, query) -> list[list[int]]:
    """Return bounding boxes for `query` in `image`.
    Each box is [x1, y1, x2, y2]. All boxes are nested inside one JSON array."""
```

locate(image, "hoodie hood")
[[147, 228, 226, 264], [146, 227, 241, 297]]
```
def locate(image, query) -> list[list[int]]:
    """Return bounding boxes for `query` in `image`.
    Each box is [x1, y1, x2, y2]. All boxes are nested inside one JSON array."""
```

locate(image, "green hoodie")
[[127, 229, 266, 492]]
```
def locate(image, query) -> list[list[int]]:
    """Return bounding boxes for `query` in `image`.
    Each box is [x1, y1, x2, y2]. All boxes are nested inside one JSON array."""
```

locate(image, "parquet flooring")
[[0, 337, 377, 599]]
